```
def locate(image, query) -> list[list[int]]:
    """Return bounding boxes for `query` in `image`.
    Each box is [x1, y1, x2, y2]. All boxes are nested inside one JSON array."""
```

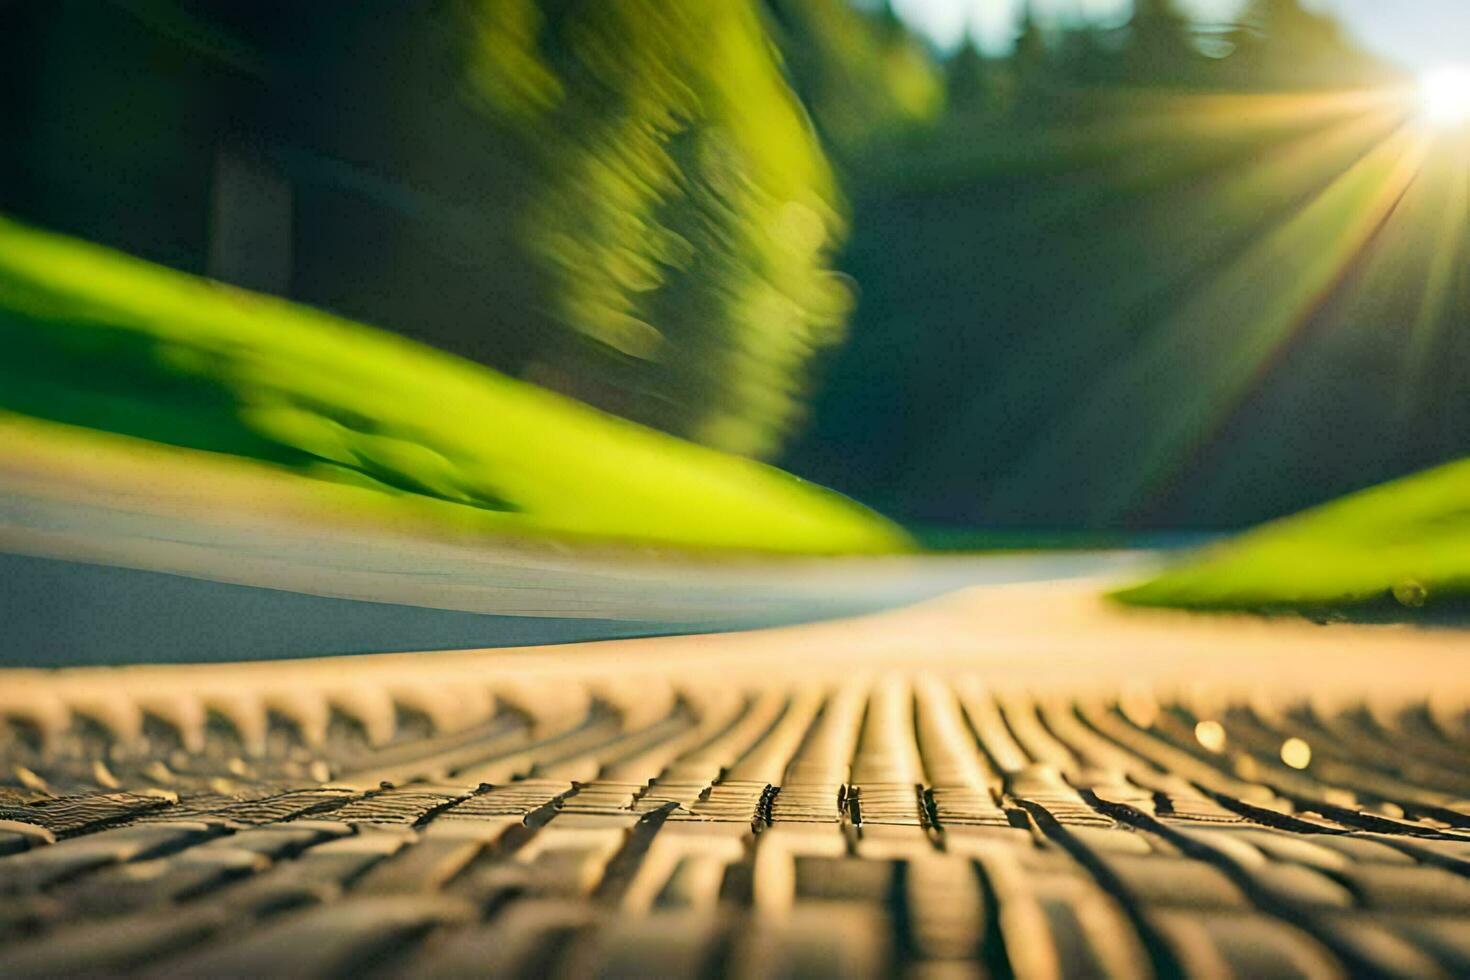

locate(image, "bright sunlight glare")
[[1418, 65, 1470, 127]]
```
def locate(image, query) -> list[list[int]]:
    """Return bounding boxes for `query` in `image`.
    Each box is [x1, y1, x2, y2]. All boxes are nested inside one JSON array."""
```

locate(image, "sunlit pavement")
[[1, 580, 1467, 977]]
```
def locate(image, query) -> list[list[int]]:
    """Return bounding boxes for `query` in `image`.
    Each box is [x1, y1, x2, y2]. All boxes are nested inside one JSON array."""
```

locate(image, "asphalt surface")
[[0, 547, 1150, 667]]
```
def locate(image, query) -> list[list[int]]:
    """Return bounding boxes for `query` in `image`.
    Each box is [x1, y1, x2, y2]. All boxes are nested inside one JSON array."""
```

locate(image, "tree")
[[946, 40, 990, 109], [1233, 0, 1389, 88], [467, 0, 858, 458], [1122, 0, 1199, 85]]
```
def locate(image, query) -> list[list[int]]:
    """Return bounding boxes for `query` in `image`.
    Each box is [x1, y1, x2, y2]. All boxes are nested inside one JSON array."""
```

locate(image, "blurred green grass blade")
[[0, 216, 908, 554], [1113, 457, 1470, 610]]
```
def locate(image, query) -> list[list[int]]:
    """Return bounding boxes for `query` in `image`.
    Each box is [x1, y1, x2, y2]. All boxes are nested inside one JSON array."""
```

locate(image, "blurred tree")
[[1057, 23, 1120, 90], [946, 40, 991, 110], [1012, 6, 1053, 85], [763, 0, 944, 158], [462, 0, 853, 457], [1122, 0, 1199, 86], [1224, 0, 1391, 89], [0, 0, 893, 461]]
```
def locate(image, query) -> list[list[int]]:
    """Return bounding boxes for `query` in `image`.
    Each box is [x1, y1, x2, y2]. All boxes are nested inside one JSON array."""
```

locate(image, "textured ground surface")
[[1, 583, 1467, 977]]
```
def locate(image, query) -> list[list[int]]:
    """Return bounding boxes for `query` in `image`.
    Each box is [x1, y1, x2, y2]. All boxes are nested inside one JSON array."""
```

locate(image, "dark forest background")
[[3, 0, 1465, 536]]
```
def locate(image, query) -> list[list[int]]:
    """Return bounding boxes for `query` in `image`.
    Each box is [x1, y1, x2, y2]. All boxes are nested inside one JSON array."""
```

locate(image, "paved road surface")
[[2, 582, 1465, 976], [0, 446, 1149, 664]]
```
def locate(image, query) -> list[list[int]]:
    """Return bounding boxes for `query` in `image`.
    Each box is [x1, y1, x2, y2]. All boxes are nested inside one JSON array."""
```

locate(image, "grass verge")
[[1113, 458, 1470, 613], [0, 217, 907, 554]]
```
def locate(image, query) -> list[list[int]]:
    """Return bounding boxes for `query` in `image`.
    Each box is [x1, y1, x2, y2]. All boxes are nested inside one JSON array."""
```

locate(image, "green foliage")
[[463, 0, 853, 459], [3, 1, 902, 464], [1113, 458, 1470, 611], [764, 0, 945, 156], [0, 217, 908, 554]]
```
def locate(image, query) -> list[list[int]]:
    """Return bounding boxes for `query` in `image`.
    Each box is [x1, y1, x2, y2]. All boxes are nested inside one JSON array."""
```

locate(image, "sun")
[[1418, 65, 1470, 127]]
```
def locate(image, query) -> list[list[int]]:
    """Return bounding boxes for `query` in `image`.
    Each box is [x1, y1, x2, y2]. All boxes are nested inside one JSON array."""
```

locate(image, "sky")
[[889, 0, 1470, 70]]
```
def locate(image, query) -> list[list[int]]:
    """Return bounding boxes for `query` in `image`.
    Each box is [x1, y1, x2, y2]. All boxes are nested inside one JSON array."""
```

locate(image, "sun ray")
[[1397, 126, 1470, 425], [984, 118, 1433, 523], [1164, 124, 1435, 486], [916, 100, 1408, 486]]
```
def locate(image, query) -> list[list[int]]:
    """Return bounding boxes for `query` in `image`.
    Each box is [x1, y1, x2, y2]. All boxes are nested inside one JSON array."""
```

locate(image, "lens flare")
[[1419, 66, 1470, 127]]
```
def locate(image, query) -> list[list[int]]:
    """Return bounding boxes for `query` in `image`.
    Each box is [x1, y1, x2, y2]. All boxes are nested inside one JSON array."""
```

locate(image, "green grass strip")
[[1114, 458, 1470, 611], [0, 217, 907, 554]]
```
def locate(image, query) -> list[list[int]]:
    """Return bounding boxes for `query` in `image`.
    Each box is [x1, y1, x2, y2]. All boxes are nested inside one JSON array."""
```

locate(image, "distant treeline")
[[946, 0, 1392, 105], [783, 2, 1470, 532]]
